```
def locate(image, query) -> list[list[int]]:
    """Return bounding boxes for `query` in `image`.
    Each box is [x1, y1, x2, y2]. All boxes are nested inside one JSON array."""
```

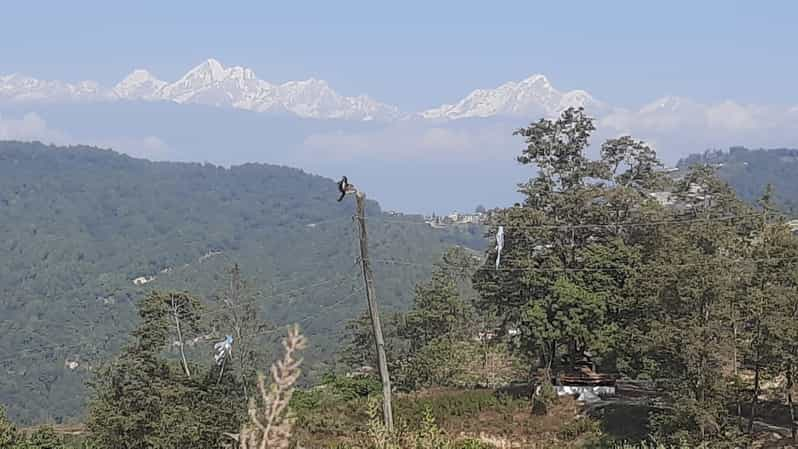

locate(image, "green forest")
[[0, 141, 484, 424], [2, 110, 798, 448], [678, 146, 798, 213]]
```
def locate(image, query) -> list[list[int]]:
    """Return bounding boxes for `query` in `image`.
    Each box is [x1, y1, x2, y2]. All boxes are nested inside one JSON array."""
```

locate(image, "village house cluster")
[[424, 211, 488, 228]]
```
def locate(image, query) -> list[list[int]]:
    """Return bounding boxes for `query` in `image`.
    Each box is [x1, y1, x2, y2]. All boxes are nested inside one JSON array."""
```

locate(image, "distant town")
[[423, 210, 489, 228]]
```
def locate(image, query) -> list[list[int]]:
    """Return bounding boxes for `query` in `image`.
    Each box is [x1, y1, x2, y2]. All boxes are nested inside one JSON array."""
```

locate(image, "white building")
[[133, 276, 155, 286]]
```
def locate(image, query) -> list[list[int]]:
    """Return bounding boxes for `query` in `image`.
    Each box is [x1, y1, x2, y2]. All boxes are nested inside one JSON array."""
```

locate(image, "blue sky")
[[3, 0, 797, 110], [3, 1, 798, 212]]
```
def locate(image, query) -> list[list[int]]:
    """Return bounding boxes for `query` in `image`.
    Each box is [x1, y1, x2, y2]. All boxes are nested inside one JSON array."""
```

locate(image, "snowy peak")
[[0, 59, 400, 121], [193, 58, 227, 80], [0, 73, 109, 102], [517, 74, 553, 90], [159, 59, 246, 101], [113, 69, 167, 99], [639, 96, 697, 114], [174, 59, 232, 87], [2, 61, 608, 122], [422, 74, 603, 120], [148, 59, 400, 120], [119, 69, 160, 85], [227, 66, 256, 81]]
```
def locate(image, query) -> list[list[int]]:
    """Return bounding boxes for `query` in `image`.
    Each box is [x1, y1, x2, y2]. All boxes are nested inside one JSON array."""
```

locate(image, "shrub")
[[395, 389, 519, 426], [557, 418, 601, 441], [532, 381, 558, 415], [451, 438, 495, 449], [0, 406, 19, 448], [322, 373, 383, 401]]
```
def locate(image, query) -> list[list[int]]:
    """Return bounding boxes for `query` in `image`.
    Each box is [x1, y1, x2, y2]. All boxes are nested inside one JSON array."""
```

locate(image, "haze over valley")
[[3, 57, 798, 213]]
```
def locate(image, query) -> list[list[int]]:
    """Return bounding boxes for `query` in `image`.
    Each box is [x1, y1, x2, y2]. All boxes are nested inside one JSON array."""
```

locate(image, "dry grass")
[[293, 386, 600, 449], [239, 324, 307, 449]]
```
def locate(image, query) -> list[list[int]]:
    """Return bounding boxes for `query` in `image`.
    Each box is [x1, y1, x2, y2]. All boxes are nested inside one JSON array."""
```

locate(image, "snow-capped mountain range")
[[421, 74, 606, 120], [0, 58, 605, 121]]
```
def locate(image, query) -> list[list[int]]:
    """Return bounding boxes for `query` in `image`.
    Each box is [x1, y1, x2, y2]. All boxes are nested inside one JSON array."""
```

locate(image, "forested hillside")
[[679, 146, 798, 214], [0, 141, 485, 424]]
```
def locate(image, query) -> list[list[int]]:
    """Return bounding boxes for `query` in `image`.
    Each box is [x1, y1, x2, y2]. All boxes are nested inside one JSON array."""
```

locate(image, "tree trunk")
[[172, 299, 191, 379], [699, 302, 709, 440], [733, 320, 743, 431], [788, 363, 796, 443], [234, 323, 248, 400], [732, 315, 738, 377], [544, 341, 556, 384], [748, 355, 760, 434], [229, 265, 249, 401]]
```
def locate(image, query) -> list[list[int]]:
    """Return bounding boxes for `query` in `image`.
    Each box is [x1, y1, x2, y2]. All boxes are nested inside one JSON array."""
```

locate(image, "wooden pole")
[[354, 191, 394, 432]]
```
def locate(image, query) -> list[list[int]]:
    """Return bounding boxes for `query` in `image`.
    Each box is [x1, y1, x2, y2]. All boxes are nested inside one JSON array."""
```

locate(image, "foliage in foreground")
[[0, 406, 78, 449], [85, 291, 245, 449], [471, 107, 798, 446], [240, 325, 306, 449]]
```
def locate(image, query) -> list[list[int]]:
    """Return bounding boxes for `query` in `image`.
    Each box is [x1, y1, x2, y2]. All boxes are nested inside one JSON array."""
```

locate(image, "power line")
[[244, 286, 366, 341], [201, 272, 357, 318], [0, 220, 366, 366], [1, 219, 362, 366], [371, 255, 798, 274], [298, 215, 356, 228], [0, 273, 360, 365], [1, 283, 368, 367], [368, 211, 772, 231]]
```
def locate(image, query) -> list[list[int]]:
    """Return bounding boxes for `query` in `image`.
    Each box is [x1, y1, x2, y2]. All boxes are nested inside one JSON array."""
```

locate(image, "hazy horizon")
[[3, 0, 798, 212]]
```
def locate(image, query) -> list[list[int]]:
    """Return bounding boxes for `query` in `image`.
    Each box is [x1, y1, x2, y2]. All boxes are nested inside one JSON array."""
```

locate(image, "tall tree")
[[86, 291, 243, 449], [399, 251, 474, 351], [640, 166, 752, 444], [474, 107, 664, 387], [163, 292, 203, 379], [212, 264, 271, 401], [743, 186, 798, 439]]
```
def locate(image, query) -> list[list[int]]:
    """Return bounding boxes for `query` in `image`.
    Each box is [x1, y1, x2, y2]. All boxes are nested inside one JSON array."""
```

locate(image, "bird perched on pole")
[[337, 176, 356, 201]]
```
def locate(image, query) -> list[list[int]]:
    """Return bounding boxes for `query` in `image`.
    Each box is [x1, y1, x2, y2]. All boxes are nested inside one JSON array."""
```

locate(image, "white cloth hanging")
[[495, 226, 505, 269], [214, 335, 233, 365]]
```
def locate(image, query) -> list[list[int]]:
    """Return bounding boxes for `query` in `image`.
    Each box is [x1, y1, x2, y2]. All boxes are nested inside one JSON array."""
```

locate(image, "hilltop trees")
[[739, 189, 798, 438], [635, 168, 753, 444], [394, 247, 481, 389], [211, 264, 271, 401], [340, 246, 512, 390], [0, 411, 69, 449], [0, 141, 476, 423], [471, 107, 798, 444], [473, 107, 665, 385], [399, 250, 475, 351], [86, 290, 244, 449]]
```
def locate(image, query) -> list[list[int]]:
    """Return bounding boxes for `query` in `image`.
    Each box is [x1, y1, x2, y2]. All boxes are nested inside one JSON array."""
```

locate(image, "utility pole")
[[354, 190, 394, 431]]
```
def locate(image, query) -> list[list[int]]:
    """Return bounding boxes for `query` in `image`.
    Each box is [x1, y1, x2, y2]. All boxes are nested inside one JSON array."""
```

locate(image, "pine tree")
[[86, 290, 244, 449], [212, 264, 272, 401], [641, 166, 751, 444], [747, 185, 798, 441]]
